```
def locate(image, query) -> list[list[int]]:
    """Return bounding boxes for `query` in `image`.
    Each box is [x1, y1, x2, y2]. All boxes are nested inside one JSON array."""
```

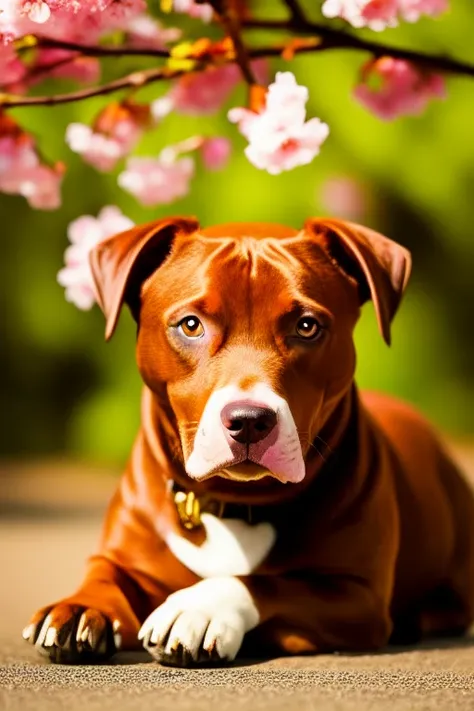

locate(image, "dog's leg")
[[243, 574, 392, 655], [138, 573, 391, 666], [23, 556, 146, 663]]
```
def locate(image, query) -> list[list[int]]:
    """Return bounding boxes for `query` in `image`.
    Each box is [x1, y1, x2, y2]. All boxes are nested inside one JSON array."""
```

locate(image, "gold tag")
[[174, 491, 202, 530]]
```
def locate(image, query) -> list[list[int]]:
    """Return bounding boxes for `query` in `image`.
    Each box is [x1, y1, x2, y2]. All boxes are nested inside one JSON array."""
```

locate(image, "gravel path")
[[1, 450, 474, 710]]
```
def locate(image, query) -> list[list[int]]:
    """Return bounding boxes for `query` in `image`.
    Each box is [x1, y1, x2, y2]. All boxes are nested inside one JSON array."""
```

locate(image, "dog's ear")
[[304, 217, 412, 345], [89, 216, 199, 340]]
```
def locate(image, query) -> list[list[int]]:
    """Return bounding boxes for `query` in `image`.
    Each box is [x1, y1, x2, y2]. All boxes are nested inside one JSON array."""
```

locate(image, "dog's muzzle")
[[185, 384, 306, 484]]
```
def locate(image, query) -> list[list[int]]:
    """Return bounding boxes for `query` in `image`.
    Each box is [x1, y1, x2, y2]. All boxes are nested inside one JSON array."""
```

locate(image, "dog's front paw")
[[138, 577, 259, 667], [23, 604, 121, 664]]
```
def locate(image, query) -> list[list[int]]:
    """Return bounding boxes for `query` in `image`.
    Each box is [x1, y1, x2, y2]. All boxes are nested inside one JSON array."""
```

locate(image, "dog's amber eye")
[[296, 316, 320, 340], [179, 316, 204, 339]]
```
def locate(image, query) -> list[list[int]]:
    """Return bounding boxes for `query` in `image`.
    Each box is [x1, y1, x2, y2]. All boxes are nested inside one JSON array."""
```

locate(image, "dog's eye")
[[178, 316, 204, 339], [295, 316, 320, 340]]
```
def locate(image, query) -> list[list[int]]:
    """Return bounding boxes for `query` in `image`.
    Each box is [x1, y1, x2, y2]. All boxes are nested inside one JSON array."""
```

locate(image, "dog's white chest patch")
[[165, 513, 276, 578]]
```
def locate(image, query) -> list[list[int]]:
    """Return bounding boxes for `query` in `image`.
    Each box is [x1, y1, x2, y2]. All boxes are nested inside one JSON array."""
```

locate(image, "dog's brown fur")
[[24, 217, 474, 662]]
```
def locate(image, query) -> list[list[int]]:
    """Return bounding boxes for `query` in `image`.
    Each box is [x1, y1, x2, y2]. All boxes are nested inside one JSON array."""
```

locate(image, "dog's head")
[[89, 217, 411, 487]]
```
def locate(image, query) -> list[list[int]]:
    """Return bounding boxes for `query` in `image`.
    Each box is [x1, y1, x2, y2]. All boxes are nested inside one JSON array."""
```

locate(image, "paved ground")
[[1, 448, 474, 710]]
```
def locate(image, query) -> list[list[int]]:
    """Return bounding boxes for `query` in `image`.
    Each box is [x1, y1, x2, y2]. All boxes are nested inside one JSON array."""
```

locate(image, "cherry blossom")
[[151, 60, 268, 119], [118, 148, 195, 206], [0, 142, 64, 209], [0, 0, 21, 42], [153, 65, 240, 118], [354, 57, 446, 120], [0, 44, 99, 94], [399, 0, 448, 22], [22, 0, 51, 24], [57, 205, 134, 310], [125, 14, 181, 49], [228, 72, 329, 175], [32, 49, 100, 86], [1, 0, 147, 45], [201, 137, 231, 170], [320, 176, 369, 221], [19, 162, 64, 208], [0, 45, 26, 88], [172, 0, 213, 23], [0, 114, 64, 209], [66, 100, 150, 172], [322, 0, 448, 31]]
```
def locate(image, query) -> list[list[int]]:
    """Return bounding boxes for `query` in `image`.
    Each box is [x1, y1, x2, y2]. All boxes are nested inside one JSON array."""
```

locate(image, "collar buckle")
[[174, 490, 202, 530]]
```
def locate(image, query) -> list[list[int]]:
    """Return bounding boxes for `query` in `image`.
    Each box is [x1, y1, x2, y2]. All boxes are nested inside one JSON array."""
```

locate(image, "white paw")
[[138, 577, 259, 666]]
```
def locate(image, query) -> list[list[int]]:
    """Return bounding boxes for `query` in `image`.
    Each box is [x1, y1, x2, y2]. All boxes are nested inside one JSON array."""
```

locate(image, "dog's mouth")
[[218, 461, 272, 482]]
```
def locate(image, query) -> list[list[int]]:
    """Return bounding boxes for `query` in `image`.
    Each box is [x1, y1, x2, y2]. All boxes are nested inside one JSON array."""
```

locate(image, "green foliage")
[[1, 0, 473, 465]]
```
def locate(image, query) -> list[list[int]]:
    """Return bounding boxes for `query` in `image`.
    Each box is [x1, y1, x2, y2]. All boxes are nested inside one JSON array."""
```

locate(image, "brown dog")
[[23, 217, 474, 666]]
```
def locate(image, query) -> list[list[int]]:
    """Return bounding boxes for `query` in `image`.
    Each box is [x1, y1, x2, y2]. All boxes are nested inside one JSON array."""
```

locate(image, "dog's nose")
[[221, 403, 277, 445]]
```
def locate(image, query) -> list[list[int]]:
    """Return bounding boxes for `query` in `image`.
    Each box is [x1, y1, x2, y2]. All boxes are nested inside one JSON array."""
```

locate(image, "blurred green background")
[[1, 0, 473, 468]]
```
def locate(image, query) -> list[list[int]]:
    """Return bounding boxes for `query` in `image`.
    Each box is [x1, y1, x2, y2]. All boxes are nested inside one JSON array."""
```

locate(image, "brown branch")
[[281, 0, 308, 26], [2, 25, 474, 109], [13, 18, 474, 80], [211, 0, 257, 85], [0, 65, 186, 108], [243, 18, 474, 78], [0, 41, 329, 109], [35, 37, 170, 58]]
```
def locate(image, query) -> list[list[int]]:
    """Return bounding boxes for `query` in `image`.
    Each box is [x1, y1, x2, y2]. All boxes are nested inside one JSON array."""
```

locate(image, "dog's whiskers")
[[298, 430, 333, 459], [313, 435, 334, 457], [299, 434, 327, 463]]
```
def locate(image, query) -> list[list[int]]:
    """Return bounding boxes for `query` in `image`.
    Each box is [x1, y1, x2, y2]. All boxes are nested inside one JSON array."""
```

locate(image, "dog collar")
[[171, 481, 254, 531]]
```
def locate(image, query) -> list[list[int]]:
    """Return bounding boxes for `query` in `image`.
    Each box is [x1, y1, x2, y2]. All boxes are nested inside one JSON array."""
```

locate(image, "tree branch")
[[243, 17, 474, 78], [281, 0, 308, 26], [20, 23, 474, 80], [211, 0, 257, 85], [35, 37, 170, 58], [2, 23, 474, 109], [0, 65, 186, 108]]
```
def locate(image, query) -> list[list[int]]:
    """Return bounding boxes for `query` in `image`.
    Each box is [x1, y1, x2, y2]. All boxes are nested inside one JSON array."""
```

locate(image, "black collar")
[[171, 480, 255, 530], [170, 421, 348, 532]]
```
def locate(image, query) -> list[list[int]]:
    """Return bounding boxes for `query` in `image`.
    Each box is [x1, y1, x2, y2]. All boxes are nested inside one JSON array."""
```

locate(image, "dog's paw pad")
[[23, 604, 117, 663]]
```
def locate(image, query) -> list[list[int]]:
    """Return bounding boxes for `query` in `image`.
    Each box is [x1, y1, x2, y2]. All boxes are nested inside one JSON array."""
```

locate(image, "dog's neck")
[[141, 384, 359, 509]]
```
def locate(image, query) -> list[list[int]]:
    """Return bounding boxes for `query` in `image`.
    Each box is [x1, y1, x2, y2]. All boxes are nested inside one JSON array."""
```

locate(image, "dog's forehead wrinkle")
[[162, 234, 331, 336]]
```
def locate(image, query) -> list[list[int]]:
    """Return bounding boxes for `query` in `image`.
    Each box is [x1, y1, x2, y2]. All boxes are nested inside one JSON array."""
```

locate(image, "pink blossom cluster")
[[354, 57, 446, 120], [229, 72, 330, 175], [0, 114, 63, 209], [0, 2, 180, 88], [117, 135, 229, 206], [0, 0, 211, 46], [0, 0, 145, 44], [66, 100, 151, 172], [0, 0, 455, 234], [57, 205, 134, 309], [172, 0, 213, 23], [61, 86, 231, 205], [151, 59, 268, 119], [0, 45, 101, 93], [322, 0, 449, 31]]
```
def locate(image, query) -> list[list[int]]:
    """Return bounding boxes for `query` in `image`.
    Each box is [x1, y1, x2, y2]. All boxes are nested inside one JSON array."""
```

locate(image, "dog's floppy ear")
[[304, 217, 412, 345], [89, 216, 199, 340]]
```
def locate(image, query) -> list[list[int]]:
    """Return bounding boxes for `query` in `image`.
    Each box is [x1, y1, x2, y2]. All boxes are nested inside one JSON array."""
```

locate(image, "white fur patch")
[[138, 577, 259, 662], [165, 513, 276, 578], [185, 383, 305, 484]]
